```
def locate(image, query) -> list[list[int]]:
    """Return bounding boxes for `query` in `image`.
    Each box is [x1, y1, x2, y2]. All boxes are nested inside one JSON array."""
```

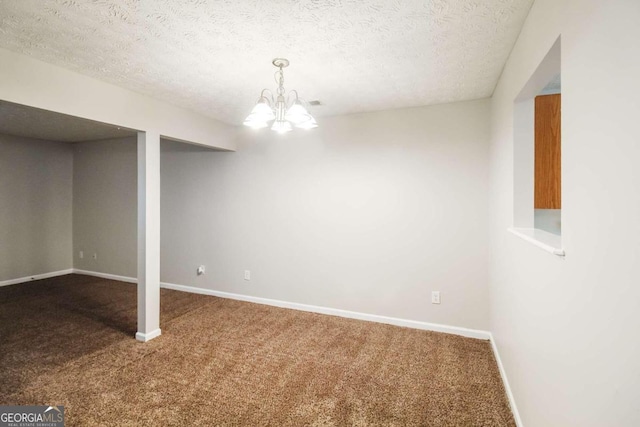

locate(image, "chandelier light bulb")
[[284, 102, 312, 124], [243, 118, 268, 129], [271, 120, 292, 133], [248, 100, 275, 122]]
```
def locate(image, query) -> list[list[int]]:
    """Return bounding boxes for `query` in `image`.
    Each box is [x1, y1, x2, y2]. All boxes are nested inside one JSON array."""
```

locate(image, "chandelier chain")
[[275, 67, 285, 96]]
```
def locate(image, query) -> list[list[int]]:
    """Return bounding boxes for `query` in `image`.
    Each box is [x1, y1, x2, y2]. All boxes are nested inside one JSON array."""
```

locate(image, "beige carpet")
[[0, 274, 515, 426]]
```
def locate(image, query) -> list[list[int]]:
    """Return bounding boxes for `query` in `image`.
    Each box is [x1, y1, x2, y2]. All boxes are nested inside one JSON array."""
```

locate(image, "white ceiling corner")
[[0, 0, 534, 125], [540, 73, 561, 95]]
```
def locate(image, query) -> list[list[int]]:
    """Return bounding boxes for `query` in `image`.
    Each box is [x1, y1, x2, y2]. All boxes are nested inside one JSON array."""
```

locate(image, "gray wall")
[[73, 137, 137, 276], [59, 99, 489, 331], [161, 99, 491, 330], [4, 99, 490, 331], [0, 133, 73, 281]]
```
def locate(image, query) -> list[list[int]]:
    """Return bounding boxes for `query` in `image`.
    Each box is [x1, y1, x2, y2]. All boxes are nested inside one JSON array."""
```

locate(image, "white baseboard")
[[0, 269, 75, 287], [135, 329, 161, 342], [73, 269, 137, 284], [489, 333, 523, 426], [160, 281, 492, 340], [72, 269, 491, 340]]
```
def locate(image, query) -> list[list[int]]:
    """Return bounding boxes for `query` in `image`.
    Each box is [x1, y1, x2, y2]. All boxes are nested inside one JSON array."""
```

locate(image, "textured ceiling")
[[0, 0, 534, 125], [0, 101, 136, 142]]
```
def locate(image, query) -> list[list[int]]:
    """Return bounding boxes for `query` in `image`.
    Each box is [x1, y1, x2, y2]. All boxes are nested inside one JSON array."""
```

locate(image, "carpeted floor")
[[0, 274, 515, 426]]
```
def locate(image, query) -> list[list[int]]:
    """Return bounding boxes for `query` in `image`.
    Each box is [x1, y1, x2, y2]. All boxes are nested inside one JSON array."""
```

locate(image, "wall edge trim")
[[73, 269, 137, 283], [161, 281, 492, 340], [135, 329, 162, 342], [72, 269, 491, 340], [489, 333, 523, 426], [0, 269, 74, 287]]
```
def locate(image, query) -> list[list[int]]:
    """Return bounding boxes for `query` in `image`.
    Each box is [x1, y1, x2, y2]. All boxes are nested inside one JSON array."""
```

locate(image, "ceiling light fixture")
[[243, 58, 317, 133]]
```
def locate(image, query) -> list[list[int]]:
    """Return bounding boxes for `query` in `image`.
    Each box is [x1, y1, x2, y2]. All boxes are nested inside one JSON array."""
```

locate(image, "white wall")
[[489, 0, 640, 425], [161, 99, 491, 330], [0, 133, 73, 281], [73, 137, 137, 277]]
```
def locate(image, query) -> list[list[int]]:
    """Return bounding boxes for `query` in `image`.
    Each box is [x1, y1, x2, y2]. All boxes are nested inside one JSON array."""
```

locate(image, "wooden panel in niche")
[[534, 94, 561, 209]]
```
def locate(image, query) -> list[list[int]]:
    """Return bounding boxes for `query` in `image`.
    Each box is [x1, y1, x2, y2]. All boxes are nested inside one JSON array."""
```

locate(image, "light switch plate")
[[431, 291, 441, 304]]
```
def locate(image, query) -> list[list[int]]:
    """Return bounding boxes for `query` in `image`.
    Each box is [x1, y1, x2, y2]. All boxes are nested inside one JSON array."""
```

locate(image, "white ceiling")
[[0, 0, 533, 125], [0, 101, 136, 142]]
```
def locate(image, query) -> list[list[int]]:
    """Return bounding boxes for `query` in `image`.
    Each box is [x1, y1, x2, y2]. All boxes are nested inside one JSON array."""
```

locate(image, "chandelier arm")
[[259, 89, 275, 105], [286, 89, 300, 106]]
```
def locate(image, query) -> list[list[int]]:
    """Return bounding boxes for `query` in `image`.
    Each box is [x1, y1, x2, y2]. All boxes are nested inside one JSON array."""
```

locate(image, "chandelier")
[[243, 58, 317, 133]]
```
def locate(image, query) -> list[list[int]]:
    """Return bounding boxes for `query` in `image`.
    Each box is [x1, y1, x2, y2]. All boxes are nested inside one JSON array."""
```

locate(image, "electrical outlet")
[[197, 265, 205, 276], [79, 251, 84, 259], [431, 291, 441, 304], [244, 270, 251, 281], [92, 253, 98, 260]]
